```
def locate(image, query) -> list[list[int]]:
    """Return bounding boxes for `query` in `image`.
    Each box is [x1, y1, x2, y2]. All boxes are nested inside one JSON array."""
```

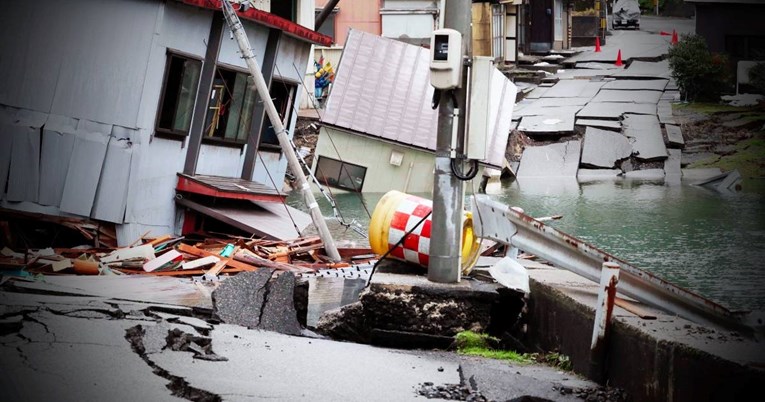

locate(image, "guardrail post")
[[589, 261, 620, 383]]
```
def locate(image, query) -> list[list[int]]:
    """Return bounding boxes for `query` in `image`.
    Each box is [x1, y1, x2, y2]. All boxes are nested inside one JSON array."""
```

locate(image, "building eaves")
[[180, 0, 333, 46]]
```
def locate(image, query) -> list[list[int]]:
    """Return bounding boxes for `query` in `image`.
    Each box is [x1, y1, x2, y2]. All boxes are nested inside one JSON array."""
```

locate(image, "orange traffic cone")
[[595, 36, 601, 52], [671, 29, 678, 45], [615, 49, 623, 67]]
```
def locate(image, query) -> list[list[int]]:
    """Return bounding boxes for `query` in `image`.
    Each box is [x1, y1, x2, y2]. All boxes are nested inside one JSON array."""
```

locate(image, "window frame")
[[201, 62, 257, 148], [153, 50, 204, 141], [315, 156, 367, 193], [258, 78, 299, 153]]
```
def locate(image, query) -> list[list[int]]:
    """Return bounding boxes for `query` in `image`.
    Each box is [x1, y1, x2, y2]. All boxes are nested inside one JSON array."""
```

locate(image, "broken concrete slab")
[[601, 79, 668, 91], [212, 269, 273, 328], [257, 272, 302, 336], [658, 101, 676, 124], [539, 80, 605, 98], [518, 114, 576, 133], [623, 169, 665, 180], [612, 60, 671, 78], [574, 62, 623, 70], [664, 149, 682, 177], [581, 127, 633, 168], [513, 104, 582, 118], [576, 119, 622, 130], [681, 168, 723, 181], [530, 97, 591, 107], [524, 86, 549, 99], [590, 89, 662, 104], [623, 114, 668, 160], [516, 141, 582, 178], [10, 276, 212, 309], [577, 169, 622, 180], [577, 102, 656, 119], [665, 124, 684, 147], [575, 119, 622, 130]]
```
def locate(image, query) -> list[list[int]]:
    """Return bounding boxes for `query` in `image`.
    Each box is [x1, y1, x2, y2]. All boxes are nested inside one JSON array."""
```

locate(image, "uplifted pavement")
[[0, 287, 605, 402]]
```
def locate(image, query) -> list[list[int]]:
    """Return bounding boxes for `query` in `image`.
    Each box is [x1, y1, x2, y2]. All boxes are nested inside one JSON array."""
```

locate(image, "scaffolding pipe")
[[221, 1, 341, 262]]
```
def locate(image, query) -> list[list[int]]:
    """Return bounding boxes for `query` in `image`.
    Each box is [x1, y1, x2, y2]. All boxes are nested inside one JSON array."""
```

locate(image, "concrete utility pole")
[[221, 0, 342, 262], [428, 0, 472, 283]]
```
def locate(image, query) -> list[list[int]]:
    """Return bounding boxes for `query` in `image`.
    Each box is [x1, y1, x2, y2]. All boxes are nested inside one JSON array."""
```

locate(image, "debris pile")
[[1, 234, 375, 279]]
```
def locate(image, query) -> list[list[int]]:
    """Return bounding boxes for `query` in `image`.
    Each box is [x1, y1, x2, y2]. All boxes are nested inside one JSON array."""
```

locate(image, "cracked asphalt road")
[[0, 289, 599, 402]]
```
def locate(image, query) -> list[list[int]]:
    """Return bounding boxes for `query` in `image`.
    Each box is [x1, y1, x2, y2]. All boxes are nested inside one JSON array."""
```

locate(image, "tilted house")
[[0, 0, 328, 245], [314, 29, 517, 194]]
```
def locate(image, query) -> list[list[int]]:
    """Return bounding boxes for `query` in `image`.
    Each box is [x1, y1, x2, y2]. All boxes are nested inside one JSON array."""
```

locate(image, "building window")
[[492, 4, 505, 59], [315, 156, 367, 192], [271, 0, 296, 22], [259, 80, 297, 151], [203, 66, 257, 144], [155, 53, 202, 137]]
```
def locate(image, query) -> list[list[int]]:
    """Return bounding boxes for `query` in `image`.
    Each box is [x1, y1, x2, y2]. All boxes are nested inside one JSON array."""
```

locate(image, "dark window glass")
[[203, 67, 256, 144], [315, 156, 366, 192], [314, 9, 336, 41], [156, 54, 202, 136], [259, 80, 296, 149]]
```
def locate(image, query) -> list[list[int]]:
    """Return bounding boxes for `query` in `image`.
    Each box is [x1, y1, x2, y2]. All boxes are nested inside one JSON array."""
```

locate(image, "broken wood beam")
[[177, 243, 258, 272]]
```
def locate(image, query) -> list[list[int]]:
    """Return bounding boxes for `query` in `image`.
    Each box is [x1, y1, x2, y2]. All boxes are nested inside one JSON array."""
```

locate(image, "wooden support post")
[[589, 261, 620, 384], [184, 12, 224, 175]]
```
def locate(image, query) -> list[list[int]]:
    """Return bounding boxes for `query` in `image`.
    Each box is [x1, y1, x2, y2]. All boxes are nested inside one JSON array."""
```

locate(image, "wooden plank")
[[177, 243, 258, 272]]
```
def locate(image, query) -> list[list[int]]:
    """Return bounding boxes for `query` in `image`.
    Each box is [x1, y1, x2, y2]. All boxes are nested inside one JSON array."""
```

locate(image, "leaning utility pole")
[[221, 1, 341, 262], [428, 0, 472, 283]]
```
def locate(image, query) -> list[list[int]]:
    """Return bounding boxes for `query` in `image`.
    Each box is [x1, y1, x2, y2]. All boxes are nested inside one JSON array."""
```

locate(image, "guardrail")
[[471, 195, 759, 334]]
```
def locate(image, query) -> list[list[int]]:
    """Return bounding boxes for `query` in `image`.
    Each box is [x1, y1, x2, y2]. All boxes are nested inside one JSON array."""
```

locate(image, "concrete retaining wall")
[[525, 277, 765, 402]]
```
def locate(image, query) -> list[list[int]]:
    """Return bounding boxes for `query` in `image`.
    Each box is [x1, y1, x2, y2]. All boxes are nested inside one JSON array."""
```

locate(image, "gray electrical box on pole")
[[428, 0, 472, 283]]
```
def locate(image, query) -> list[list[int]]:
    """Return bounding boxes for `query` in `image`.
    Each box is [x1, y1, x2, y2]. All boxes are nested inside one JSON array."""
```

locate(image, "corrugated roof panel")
[[367, 39, 404, 137], [322, 30, 515, 166], [406, 54, 435, 149], [349, 33, 384, 134], [383, 44, 416, 143]]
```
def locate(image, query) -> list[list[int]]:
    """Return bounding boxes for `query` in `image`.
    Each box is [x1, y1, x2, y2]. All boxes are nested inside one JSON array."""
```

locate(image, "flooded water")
[[289, 178, 765, 312]]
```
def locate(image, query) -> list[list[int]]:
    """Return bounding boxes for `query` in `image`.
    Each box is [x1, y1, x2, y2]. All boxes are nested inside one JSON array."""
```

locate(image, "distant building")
[[0, 0, 328, 244], [685, 0, 765, 61], [314, 30, 516, 193]]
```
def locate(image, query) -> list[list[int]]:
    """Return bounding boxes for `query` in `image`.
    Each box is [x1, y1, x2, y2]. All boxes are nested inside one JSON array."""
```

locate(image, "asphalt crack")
[[124, 325, 222, 402]]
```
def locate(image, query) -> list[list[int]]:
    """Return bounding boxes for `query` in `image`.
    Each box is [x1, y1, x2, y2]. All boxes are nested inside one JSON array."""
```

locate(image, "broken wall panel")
[[91, 132, 134, 223], [274, 35, 310, 83], [58, 121, 112, 217], [38, 125, 77, 207], [1, 0, 159, 129], [6, 115, 44, 203], [0, 3, 62, 113]]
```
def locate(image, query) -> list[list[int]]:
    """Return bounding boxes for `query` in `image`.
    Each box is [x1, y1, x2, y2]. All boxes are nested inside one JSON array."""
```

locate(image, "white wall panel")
[[196, 144, 244, 177], [219, 20, 269, 69]]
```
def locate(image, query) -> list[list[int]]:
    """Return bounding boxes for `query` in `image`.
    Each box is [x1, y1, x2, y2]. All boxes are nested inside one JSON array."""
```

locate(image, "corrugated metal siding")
[[321, 29, 516, 168]]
